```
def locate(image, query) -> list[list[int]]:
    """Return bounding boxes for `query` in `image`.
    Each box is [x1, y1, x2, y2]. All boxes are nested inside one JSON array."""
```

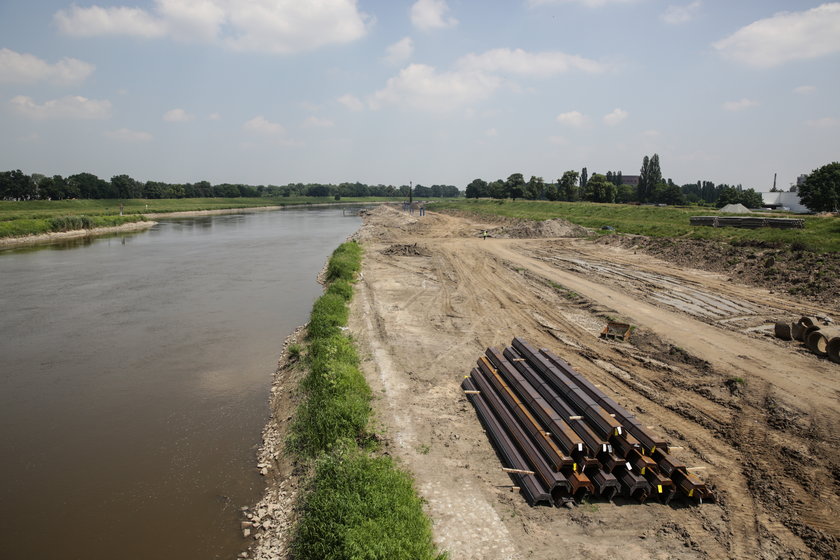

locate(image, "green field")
[[430, 199, 840, 253], [0, 197, 393, 238]]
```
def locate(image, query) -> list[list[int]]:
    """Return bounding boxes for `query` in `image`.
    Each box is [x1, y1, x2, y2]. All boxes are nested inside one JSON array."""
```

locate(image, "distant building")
[[620, 175, 640, 186], [761, 191, 810, 213], [797, 174, 808, 187]]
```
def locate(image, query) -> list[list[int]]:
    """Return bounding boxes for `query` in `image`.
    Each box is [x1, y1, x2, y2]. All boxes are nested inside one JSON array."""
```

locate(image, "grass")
[[288, 241, 445, 560], [430, 199, 840, 253], [0, 213, 145, 237], [292, 444, 445, 560], [0, 197, 394, 238]]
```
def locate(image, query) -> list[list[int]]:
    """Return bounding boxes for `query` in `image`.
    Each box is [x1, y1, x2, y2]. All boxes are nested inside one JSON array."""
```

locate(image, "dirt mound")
[[596, 235, 840, 307], [491, 218, 589, 239], [382, 243, 431, 257]]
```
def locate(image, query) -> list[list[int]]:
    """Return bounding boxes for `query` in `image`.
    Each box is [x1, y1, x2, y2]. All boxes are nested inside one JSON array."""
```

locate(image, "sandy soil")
[[345, 205, 839, 560], [0, 220, 157, 248]]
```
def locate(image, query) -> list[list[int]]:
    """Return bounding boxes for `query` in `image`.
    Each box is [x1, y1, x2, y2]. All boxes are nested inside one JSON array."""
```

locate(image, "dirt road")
[[348, 205, 839, 560]]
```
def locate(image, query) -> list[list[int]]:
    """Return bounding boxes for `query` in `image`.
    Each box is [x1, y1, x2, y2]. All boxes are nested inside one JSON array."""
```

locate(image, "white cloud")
[[0, 48, 94, 85], [603, 107, 628, 125], [641, 129, 661, 137], [223, 0, 371, 53], [411, 0, 458, 30], [368, 64, 499, 112], [713, 4, 840, 68], [528, 0, 639, 7], [660, 1, 701, 25], [556, 110, 588, 127], [208, 112, 221, 120], [457, 48, 606, 76], [10, 95, 111, 119], [54, 0, 372, 54], [806, 117, 839, 128], [384, 37, 414, 65], [337, 94, 364, 111], [104, 128, 153, 142], [485, 128, 498, 137], [794, 85, 817, 95], [723, 98, 758, 111], [163, 108, 195, 122], [548, 135, 569, 145], [54, 5, 166, 37], [243, 116, 284, 135], [303, 116, 334, 128]]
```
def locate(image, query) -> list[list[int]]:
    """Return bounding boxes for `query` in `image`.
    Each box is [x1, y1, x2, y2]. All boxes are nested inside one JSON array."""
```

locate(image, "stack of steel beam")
[[462, 338, 714, 507]]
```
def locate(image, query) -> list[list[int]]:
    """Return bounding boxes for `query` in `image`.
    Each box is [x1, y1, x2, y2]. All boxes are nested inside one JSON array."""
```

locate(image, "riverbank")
[[340, 205, 837, 559], [244, 238, 442, 560], [0, 220, 157, 249]]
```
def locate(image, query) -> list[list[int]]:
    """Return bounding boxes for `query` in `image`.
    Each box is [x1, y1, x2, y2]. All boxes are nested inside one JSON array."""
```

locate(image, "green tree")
[[799, 162, 840, 212], [465, 178, 487, 198], [580, 167, 588, 190], [525, 176, 545, 200], [558, 170, 580, 201], [545, 182, 559, 201], [585, 173, 616, 203], [505, 173, 525, 200]]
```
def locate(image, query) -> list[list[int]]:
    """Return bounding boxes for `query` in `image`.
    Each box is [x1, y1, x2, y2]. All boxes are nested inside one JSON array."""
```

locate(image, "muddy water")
[[0, 208, 360, 560]]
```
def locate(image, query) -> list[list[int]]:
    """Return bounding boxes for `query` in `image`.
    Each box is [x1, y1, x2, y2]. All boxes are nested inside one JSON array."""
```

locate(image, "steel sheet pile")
[[462, 337, 714, 507]]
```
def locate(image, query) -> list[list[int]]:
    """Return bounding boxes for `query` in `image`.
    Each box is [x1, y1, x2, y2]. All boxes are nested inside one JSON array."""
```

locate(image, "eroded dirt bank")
[[344, 205, 839, 560]]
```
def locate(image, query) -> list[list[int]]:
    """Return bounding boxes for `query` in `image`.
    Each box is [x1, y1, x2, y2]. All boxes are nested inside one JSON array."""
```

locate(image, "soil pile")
[[382, 243, 431, 257], [491, 218, 590, 239], [596, 235, 840, 307]]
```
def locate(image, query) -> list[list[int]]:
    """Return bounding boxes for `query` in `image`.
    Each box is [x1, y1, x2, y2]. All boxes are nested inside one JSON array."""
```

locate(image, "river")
[[0, 207, 361, 560]]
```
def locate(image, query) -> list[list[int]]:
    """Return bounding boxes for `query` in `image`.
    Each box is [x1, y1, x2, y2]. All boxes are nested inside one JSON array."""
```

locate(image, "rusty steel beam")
[[462, 376, 552, 506], [476, 356, 573, 471], [512, 338, 623, 440], [590, 468, 620, 501], [503, 346, 612, 457], [616, 467, 651, 502], [539, 348, 668, 454], [469, 367, 573, 504], [485, 347, 586, 463]]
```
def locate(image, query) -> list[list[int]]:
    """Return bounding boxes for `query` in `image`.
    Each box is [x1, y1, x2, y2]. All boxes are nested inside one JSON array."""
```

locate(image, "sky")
[[0, 1, 838, 191]]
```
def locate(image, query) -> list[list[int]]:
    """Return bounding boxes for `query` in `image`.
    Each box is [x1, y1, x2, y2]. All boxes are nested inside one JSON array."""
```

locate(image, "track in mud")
[[348, 206, 839, 560]]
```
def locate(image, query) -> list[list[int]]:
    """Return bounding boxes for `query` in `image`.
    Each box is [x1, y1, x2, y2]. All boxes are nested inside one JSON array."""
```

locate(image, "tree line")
[[0, 170, 461, 201], [465, 154, 764, 208]]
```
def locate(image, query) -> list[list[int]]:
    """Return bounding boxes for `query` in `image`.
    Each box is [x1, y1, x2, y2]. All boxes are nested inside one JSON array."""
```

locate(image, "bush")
[[326, 242, 362, 282], [327, 278, 354, 302], [48, 215, 94, 231], [307, 293, 349, 340], [292, 445, 445, 560]]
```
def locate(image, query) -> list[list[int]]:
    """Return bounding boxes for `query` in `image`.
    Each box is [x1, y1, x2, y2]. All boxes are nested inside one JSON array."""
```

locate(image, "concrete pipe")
[[798, 316, 817, 328], [774, 322, 793, 340], [795, 324, 820, 343], [806, 328, 840, 357], [827, 337, 840, 365]]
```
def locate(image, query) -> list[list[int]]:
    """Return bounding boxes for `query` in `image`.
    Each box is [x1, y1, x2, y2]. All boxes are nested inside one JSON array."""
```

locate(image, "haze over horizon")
[[1, 0, 839, 191]]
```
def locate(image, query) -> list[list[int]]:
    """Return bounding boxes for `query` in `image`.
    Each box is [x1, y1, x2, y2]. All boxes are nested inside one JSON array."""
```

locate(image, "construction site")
[[347, 204, 839, 559]]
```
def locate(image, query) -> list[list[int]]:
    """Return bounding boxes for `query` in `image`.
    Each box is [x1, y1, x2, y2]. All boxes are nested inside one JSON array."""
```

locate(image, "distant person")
[[482, 230, 488, 240]]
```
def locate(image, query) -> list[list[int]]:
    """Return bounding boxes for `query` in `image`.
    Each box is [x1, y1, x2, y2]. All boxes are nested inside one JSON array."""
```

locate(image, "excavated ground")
[[347, 205, 840, 560]]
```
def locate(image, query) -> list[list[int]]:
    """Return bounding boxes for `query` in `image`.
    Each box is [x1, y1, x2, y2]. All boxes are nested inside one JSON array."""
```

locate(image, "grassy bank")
[[431, 199, 840, 253], [288, 242, 445, 560], [0, 213, 145, 238], [0, 197, 393, 238]]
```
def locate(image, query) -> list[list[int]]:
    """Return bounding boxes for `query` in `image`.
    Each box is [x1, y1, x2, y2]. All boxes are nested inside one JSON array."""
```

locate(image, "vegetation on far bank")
[[0, 197, 391, 239], [288, 242, 445, 560], [430, 199, 840, 253]]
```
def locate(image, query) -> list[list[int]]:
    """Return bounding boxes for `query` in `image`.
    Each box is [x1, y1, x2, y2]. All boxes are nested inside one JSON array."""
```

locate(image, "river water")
[[0, 208, 361, 560]]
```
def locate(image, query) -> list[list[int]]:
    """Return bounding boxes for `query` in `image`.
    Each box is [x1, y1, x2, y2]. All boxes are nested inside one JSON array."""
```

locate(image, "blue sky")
[[1, 1, 838, 190]]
